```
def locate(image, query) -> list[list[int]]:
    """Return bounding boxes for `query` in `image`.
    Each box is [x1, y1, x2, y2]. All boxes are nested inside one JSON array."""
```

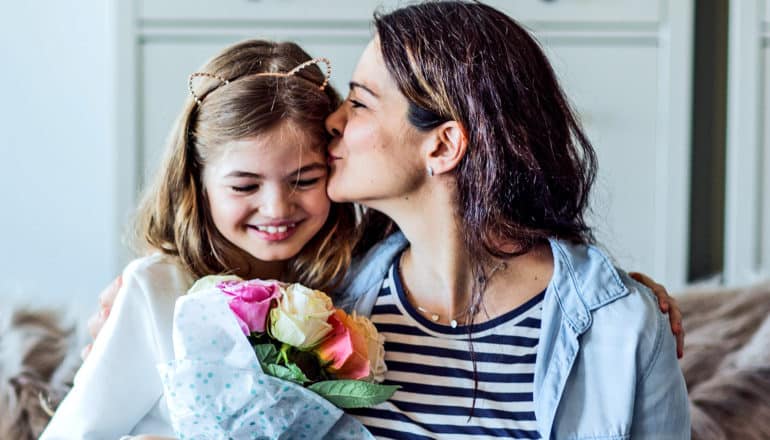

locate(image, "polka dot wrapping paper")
[[157, 286, 374, 440]]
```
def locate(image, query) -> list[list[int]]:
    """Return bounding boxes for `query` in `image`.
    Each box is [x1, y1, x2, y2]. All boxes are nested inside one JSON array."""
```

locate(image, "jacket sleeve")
[[40, 261, 166, 439], [631, 306, 691, 439]]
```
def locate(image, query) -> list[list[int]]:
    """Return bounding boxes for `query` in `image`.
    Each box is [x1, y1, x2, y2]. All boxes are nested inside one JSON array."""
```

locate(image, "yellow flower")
[[269, 284, 334, 349]]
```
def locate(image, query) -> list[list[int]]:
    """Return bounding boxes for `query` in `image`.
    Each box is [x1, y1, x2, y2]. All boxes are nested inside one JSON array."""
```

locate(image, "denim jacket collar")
[[534, 239, 630, 439]]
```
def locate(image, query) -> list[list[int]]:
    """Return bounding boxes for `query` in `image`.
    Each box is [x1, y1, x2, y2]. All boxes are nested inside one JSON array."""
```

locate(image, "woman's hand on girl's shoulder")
[[80, 275, 122, 360], [629, 272, 684, 359]]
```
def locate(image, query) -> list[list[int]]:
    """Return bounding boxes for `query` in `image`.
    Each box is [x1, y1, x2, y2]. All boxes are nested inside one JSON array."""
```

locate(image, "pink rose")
[[315, 309, 370, 380], [218, 279, 282, 335]]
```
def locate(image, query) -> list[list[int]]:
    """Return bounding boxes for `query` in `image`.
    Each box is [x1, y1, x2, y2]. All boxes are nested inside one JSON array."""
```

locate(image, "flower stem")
[[279, 343, 291, 365]]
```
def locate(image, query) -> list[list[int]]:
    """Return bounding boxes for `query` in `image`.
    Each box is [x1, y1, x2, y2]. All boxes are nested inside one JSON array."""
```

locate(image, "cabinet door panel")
[[140, 0, 660, 24], [544, 43, 660, 273]]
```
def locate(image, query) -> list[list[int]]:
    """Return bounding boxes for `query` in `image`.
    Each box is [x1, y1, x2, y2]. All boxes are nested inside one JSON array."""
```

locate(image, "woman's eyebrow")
[[349, 81, 379, 98]]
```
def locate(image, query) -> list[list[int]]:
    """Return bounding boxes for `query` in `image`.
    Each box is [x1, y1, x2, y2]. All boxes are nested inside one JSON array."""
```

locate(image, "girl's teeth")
[[256, 223, 295, 233]]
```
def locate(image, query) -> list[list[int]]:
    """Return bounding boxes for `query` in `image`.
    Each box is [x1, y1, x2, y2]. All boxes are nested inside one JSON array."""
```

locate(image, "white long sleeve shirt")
[[41, 254, 194, 439]]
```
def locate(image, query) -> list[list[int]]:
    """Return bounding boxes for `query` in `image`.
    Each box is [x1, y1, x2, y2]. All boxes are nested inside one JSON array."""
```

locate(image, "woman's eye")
[[350, 99, 366, 109], [231, 184, 259, 192]]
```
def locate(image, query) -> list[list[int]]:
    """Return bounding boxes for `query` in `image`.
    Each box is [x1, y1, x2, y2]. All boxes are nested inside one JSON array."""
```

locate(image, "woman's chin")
[[326, 181, 352, 204]]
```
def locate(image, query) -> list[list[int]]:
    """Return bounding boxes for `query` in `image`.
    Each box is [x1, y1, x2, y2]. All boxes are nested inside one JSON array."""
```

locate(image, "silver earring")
[[427, 166, 434, 177]]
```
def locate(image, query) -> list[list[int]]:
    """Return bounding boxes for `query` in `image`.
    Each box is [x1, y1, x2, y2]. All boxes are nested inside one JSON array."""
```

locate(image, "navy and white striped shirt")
[[350, 255, 544, 439]]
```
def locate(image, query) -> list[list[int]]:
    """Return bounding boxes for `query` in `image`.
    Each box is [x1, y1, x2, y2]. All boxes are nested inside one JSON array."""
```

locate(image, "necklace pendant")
[[430, 313, 440, 322], [450, 319, 458, 328]]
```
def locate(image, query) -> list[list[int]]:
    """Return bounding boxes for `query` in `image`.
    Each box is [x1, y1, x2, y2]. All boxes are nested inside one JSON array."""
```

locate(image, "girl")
[[40, 39, 357, 439], [326, 2, 691, 438]]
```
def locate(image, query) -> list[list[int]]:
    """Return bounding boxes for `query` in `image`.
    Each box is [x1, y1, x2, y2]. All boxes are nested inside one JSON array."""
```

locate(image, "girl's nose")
[[259, 187, 294, 219]]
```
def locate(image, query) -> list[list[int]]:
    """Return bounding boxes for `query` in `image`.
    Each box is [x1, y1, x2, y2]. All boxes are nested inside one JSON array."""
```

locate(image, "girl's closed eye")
[[293, 175, 326, 189], [231, 183, 259, 193]]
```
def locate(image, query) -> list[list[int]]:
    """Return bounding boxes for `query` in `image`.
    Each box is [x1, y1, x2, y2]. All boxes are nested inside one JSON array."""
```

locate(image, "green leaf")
[[265, 363, 309, 385], [285, 363, 310, 384], [254, 343, 279, 366], [308, 380, 400, 409]]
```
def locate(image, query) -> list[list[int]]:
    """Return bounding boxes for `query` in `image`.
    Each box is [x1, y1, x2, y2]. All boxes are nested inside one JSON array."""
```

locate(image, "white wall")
[[0, 1, 118, 317]]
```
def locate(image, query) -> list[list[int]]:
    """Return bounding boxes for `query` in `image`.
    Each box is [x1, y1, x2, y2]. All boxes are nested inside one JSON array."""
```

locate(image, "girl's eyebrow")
[[286, 163, 327, 178], [224, 163, 327, 179]]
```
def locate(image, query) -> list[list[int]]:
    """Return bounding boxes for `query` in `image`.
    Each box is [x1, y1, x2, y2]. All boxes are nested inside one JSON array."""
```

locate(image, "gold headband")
[[188, 57, 332, 105]]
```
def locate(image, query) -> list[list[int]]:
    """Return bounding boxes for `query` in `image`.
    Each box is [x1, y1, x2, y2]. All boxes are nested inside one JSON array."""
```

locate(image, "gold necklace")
[[398, 254, 507, 328]]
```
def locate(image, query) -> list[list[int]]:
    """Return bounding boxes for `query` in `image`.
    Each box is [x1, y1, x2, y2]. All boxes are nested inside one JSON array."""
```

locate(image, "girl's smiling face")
[[203, 122, 331, 263]]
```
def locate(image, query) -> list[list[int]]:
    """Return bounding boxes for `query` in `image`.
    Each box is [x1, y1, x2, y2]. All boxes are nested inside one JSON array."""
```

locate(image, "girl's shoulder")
[[120, 253, 195, 302]]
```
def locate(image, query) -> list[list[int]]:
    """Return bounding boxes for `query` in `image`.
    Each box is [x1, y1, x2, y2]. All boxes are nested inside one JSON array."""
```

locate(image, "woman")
[[324, 2, 689, 438], [86, 2, 688, 438]]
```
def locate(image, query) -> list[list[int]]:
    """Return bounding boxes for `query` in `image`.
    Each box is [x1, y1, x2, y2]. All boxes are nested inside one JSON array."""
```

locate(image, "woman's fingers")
[[99, 275, 122, 309], [82, 275, 122, 360], [87, 305, 111, 338], [80, 343, 92, 361]]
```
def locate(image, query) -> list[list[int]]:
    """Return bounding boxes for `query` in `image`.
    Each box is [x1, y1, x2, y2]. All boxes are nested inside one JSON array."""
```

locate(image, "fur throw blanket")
[[1, 282, 769, 439], [679, 281, 770, 440], [0, 308, 82, 439]]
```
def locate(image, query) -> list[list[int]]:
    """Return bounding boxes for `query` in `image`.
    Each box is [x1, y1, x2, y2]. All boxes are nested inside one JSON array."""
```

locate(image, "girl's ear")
[[424, 120, 468, 175]]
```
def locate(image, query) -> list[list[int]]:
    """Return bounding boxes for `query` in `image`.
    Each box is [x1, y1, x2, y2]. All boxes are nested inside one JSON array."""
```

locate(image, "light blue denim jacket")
[[337, 232, 691, 439]]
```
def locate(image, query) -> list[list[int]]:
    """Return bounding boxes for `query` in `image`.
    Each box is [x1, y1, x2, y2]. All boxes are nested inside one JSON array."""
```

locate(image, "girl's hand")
[[629, 272, 684, 359], [80, 275, 122, 360]]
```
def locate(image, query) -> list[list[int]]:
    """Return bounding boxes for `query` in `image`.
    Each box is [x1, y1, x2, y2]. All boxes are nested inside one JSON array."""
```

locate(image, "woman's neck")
[[379, 181, 554, 325]]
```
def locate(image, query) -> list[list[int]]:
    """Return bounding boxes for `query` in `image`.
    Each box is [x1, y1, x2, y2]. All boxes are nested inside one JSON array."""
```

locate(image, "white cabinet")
[[724, 0, 770, 285], [139, 0, 660, 23], [116, 0, 694, 288]]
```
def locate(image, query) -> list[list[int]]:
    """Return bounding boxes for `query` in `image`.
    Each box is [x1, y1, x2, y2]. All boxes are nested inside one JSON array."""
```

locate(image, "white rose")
[[269, 283, 334, 349]]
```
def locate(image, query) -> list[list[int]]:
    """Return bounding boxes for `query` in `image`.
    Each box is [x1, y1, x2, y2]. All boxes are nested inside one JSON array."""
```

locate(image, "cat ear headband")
[[188, 57, 332, 105]]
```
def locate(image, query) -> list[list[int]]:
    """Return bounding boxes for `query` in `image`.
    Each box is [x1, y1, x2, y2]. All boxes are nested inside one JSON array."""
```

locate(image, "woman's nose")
[[325, 104, 346, 137]]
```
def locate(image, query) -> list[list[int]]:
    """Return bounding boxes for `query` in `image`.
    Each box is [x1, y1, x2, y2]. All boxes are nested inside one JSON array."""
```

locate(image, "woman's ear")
[[424, 121, 468, 175]]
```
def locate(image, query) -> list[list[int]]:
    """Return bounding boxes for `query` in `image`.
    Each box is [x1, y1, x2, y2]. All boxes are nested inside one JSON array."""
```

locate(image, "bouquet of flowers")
[[157, 275, 397, 440]]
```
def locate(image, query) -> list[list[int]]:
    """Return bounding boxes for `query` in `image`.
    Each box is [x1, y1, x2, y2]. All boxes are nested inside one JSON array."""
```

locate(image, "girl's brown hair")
[[133, 39, 356, 291]]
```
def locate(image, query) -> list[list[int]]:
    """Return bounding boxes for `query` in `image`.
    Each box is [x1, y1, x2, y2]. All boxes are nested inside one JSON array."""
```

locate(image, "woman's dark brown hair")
[[134, 40, 356, 291], [364, 0, 599, 415], [359, 0, 597, 264]]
